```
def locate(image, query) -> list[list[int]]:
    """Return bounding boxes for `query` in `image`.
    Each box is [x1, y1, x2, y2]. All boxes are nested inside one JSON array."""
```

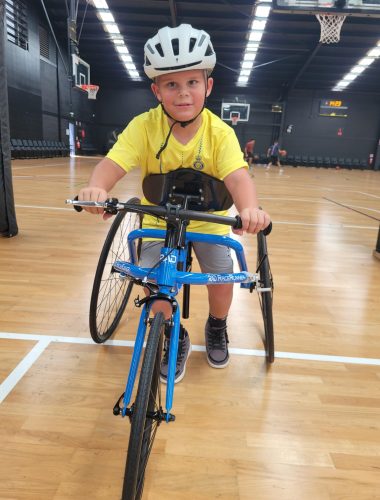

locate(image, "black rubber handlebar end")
[[73, 195, 83, 212]]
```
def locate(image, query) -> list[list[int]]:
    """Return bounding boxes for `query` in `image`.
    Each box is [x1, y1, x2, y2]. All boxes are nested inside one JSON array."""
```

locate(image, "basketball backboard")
[[221, 103, 250, 122], [273, 0, 380, 17], [72, 54, 90, 87]]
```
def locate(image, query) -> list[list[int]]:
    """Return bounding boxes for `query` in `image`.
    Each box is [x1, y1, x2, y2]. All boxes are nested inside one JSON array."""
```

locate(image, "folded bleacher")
[[10, 139, 69, 159]]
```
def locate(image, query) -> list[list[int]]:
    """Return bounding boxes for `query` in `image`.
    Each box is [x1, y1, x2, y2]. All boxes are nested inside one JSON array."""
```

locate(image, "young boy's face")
[[151, 69, 213, 122]]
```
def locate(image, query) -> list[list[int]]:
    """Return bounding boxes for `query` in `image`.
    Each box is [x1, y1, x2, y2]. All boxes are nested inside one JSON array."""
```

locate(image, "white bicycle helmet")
[[144, 24, 216, 79]]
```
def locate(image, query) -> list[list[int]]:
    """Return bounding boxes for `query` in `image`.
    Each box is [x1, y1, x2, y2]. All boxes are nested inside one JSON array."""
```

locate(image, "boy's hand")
[[78, 187, 112, 220], [233, 207, 270, 236]]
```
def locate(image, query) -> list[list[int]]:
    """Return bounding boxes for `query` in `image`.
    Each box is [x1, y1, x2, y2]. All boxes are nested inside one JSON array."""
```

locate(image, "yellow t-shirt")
[[107, 105, 248, 235]]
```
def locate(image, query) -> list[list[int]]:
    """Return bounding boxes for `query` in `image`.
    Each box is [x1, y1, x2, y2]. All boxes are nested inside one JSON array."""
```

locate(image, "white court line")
[[15, 204, 71, 211], [12, 163, 69, 170], [273, 220, 376, 230], [0, 338, 51, 403], [358, 191, 380, 200], [1, 331, 379, 404], [1, 331, 379, 364]]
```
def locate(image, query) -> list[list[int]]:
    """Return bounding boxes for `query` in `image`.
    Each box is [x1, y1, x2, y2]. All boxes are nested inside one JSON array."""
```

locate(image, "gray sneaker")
[[205, 320, 229, 368], [160, 328, 191, 384]]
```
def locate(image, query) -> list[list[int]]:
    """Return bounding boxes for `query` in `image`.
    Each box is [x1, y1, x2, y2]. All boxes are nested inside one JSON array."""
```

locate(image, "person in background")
[[244, 138, 255, 168], [266, 140, 282, 170]]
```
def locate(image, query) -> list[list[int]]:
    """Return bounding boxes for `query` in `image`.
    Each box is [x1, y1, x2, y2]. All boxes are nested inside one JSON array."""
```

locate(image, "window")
[[39, 26, 49, 59], [5, 0, 28, 50]]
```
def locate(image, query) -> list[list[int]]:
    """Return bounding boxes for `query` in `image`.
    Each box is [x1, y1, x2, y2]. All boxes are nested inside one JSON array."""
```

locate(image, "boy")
[[79, 24, 270, 383]]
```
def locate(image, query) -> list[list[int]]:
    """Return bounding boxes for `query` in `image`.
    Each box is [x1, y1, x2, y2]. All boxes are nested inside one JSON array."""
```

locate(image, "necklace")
[[159, 129, 205, 173]]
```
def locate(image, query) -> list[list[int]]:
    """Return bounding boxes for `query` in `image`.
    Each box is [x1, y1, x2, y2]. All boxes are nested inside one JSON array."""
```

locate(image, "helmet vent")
[[171, 38, 179, 55], [189, 37, 197, 52], [198, 34, 206, 47], [205, 45, 214, 57], [144, 56, 151, 66], [155, 43, 164, 57], [146, 43, 155, 55]]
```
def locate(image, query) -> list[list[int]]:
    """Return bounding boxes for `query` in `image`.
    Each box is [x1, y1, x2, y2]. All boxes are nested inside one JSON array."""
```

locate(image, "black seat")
[[301, 155, 309, 166], [344, 158, 353, 169], [323, 156, 331, 168], [286, 154, 294, 166], [338, 157, 345, 168], [352, 158, 360, 169], [316, 156, 324, 167], [330, 157, 338, 167], [359, 159, 367, 170], [294, 155, 301, 166]]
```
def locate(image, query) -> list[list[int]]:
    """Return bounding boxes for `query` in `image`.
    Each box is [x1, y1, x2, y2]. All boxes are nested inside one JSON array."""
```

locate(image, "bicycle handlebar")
[[66, 197, 272, 236]]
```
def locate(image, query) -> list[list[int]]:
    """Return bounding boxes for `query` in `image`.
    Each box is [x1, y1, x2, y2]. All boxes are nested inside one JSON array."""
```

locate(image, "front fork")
[[113, 300, 180, 423]]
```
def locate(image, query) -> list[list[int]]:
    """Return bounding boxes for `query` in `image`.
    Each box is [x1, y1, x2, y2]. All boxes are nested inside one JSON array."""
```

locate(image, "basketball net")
[[316, 13, 346, 44], [80, 84, 99, 100], [231, 116, 239, 126]]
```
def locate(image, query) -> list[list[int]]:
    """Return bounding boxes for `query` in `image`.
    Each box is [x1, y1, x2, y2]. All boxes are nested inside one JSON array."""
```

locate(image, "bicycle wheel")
[[122, 312, 164, 500], [89, 197, 142, 343], [256, 231, 275, 363]]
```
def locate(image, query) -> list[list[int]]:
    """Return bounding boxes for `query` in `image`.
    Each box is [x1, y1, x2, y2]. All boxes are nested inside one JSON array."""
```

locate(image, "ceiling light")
[[98, 11, 114, 23], [251, 19, 267, 30], [116, 45, 129, 54], [249, 31, 263, 42], [92, 0, 108, 8], [244, 52, 257, 61], [111, 37, 124, 45], [256, 5, 271, 18], [104, 23, 120, 34], [121, 54, 132, 63], [367, 47, 380, 58], [237, 76, 249, 85], [342, 74, 356, 81], [124, 63, 136, 70], [242, 61, 254, 70], [350, 66, 366, 74], [358, 57, 374, 66]]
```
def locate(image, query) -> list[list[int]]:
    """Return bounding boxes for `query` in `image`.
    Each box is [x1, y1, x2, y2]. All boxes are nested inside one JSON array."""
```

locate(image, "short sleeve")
[[215, 128, 248, 179], [106, 116, 146, 173]]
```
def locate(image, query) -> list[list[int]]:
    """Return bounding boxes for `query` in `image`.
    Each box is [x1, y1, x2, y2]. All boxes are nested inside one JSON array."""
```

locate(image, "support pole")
[[0, 0, 18, 237]]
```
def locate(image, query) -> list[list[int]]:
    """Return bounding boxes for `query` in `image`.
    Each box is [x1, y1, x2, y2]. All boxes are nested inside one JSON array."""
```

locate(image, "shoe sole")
[[160, 342, 192, 385], [206, 355, 230, 369]]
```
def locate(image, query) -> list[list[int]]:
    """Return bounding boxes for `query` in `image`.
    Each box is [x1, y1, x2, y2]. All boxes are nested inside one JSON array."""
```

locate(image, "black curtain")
[[0, 0, 18, 237]]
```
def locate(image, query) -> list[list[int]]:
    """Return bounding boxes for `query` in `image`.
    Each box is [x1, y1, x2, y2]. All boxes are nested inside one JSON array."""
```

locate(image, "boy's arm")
[[78, 157, 126, 216], [224, 167, 270, 235]]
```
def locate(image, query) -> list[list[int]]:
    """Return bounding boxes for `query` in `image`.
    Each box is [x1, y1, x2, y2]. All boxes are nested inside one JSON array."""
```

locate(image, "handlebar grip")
[[73, 196, 83, 212], [234, 215, 243, 229], [263, 221, 272, 236]]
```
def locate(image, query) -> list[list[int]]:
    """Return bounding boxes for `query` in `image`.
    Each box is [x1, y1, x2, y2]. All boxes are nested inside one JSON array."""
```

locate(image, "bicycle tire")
[[257, 231, 275, 363], [89, 197, 142, 343], [122, 312, 164, 500]]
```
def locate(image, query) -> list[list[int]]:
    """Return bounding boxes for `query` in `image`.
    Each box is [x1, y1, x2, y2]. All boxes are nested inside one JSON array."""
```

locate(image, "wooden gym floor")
[[1, 156, 379, 499]]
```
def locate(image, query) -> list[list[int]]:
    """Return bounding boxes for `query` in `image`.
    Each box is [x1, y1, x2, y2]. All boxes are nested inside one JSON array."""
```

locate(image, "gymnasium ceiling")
[[40, 0, 380, 95]]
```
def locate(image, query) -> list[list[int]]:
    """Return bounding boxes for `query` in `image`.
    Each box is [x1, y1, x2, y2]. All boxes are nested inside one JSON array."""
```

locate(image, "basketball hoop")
[[230, 111, 240, 127], [80, 84, 99, 100], [316, 13, 346, 44], [231, 116, 239, 126]]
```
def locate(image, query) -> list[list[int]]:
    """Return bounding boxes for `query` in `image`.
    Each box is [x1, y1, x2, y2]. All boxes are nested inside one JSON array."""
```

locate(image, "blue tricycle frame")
[[114, 227, 258, 422], [67, 194, 274, 500]]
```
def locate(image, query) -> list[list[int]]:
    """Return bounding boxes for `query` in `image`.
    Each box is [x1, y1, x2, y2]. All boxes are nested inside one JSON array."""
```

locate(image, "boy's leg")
[[139, 241, 191, 384], [193, 243, 233, 368]]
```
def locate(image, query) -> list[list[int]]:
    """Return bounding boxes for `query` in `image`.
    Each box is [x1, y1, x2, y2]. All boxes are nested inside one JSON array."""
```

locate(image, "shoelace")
[[162, 335, 186, 365], [207, 326, 229, 350]]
